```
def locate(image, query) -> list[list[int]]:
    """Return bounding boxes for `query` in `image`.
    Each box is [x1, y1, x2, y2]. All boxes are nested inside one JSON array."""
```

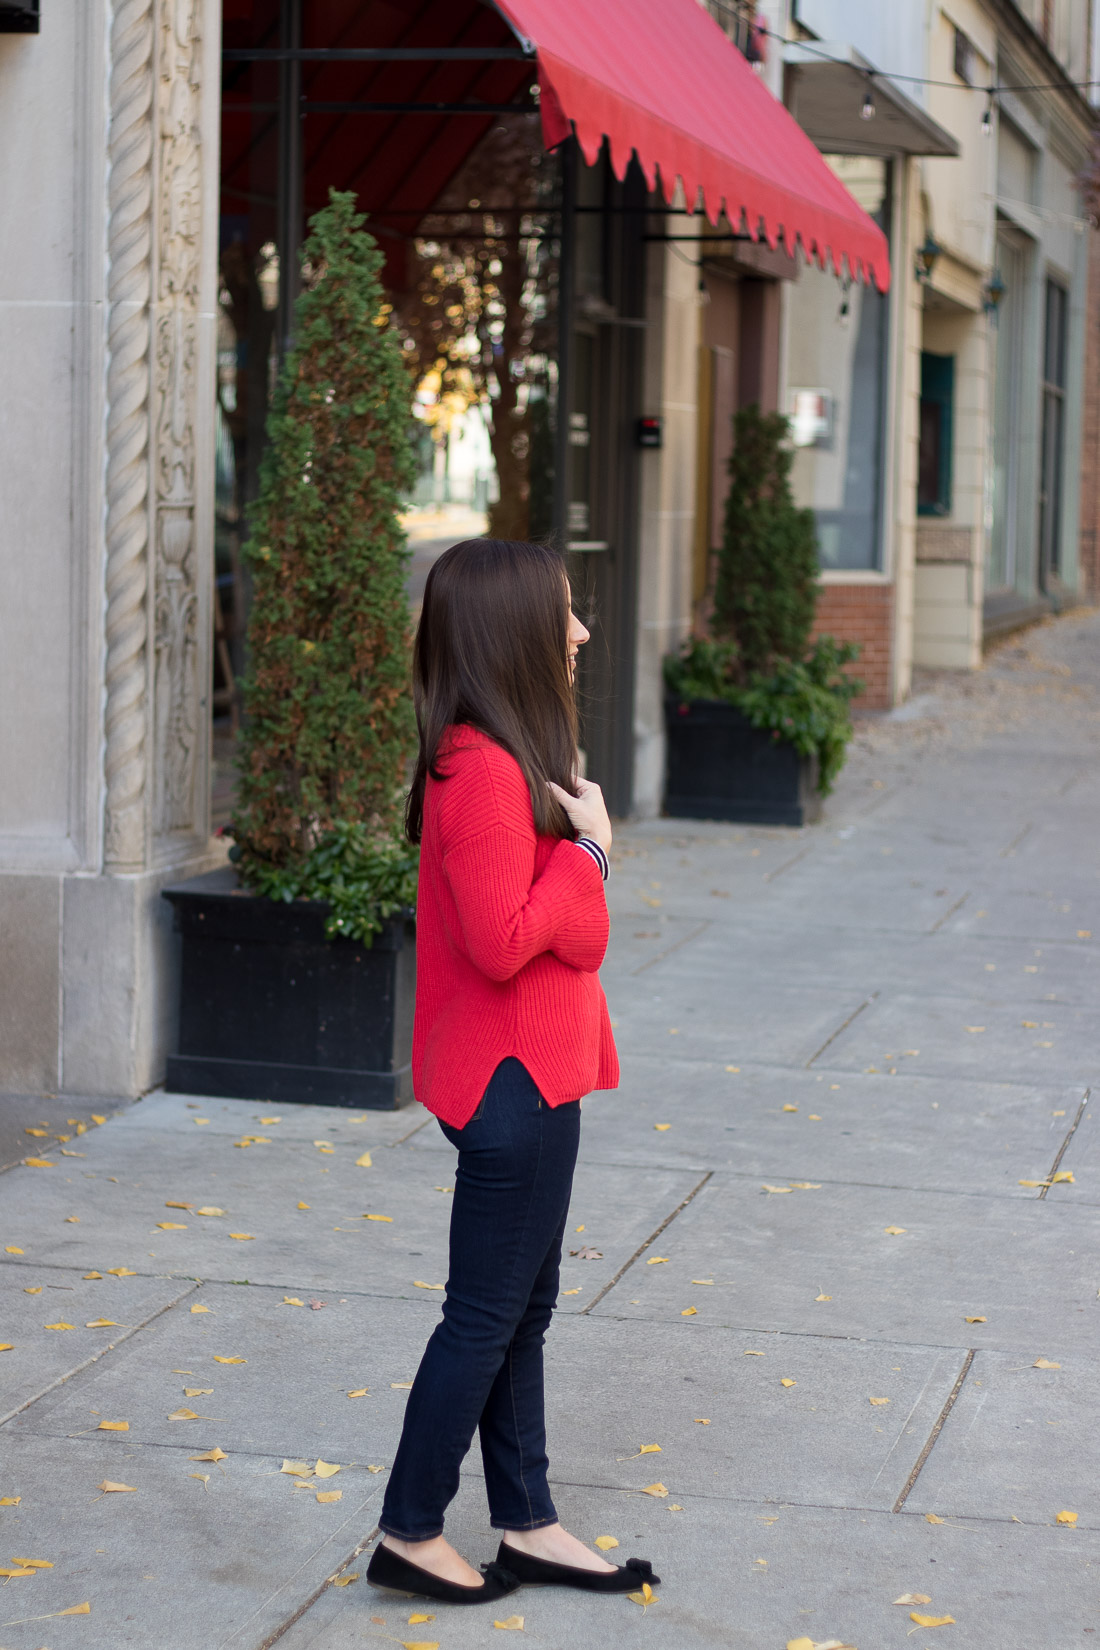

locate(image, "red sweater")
[[411, 727, 620, 1126]]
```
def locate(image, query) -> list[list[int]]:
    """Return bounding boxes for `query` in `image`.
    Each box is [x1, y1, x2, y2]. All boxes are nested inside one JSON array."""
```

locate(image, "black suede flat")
[[366, 1543, 520, 1604], [497, 1542, 661, 1592]]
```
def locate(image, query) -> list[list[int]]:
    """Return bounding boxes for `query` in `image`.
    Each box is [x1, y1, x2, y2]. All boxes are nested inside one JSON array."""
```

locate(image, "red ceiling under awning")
[[495, 0, 890, 291]]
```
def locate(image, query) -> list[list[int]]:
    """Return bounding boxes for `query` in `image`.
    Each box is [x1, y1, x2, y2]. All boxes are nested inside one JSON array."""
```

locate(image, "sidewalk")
[[1, 609, 1097, 1650]]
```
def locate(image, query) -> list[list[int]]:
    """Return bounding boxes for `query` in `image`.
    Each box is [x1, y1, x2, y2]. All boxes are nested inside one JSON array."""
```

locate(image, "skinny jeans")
[[378, 1058, 581, 1539]]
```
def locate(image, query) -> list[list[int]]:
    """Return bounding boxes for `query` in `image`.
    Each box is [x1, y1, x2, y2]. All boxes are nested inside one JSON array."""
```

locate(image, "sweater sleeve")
[[438, 745, 610, 981]]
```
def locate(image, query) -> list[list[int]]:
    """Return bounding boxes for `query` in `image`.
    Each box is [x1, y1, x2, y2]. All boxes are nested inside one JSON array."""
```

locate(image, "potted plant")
[[664, 405, 863, 826], [163, 192, 419, 1108]]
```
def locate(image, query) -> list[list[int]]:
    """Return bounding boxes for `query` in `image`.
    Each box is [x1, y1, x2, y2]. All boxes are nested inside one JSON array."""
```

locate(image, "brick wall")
[[1079, 226, 1100, 602], [811, 582, 894, 710]]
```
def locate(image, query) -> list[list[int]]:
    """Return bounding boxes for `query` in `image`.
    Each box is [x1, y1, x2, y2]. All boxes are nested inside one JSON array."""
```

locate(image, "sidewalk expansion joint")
[[0, 1279, 200, 1430], [763, 843, 814, 882], [804, 993, 878, 1068], [246, 1530, 380, 1650], [928, 891, 969, 933], [891, 1348, 975, 1514], [1039, 1088, 1090, 1200], [581, 1172, 713, 1314], [630, 919, 711, 976], [999, 821, 1033, 857]]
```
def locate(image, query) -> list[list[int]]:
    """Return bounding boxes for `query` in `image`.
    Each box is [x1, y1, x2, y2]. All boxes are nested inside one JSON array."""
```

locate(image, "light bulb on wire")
[[861, 85, 876, 121], [981, 90, 994, 135]]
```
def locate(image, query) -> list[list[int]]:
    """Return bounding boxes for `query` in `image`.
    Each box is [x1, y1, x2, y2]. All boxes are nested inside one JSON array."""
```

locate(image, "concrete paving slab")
[[116, 1088, 434, 1146], [588, 1175, 1100, 1354], [944, 886, 1100, 945], [0, 1269, 194, 1423], [0, 1136, 699, 1313], [0, 1430, 382, 1650], [820, 991, 1097, 1086], [1042, 1098, 1099, 1205], [8, 1281, 443, 1463], [602, 979, 873, 1066], [905, 1348, 1100, 1527], [566, 1058, 1085, 1197], [0, 1096, 128, 1173], [273, 1480, 1097, 1650]]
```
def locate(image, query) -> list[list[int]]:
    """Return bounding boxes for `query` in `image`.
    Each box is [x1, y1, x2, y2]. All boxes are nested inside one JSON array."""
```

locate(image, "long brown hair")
[[405, 538, 578, 843]]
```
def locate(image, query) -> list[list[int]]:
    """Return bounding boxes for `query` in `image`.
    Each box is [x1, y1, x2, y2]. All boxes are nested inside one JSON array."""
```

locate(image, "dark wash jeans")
[[378, 1058, 581, 1540]]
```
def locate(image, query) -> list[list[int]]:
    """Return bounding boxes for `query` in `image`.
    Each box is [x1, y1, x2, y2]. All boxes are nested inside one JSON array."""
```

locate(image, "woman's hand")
[[547, 778, 612, 855]]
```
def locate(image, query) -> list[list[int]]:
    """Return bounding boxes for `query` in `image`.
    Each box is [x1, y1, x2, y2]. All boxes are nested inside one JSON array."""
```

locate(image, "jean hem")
[[376, 1521, 446, 1541], [490, 1513, 559, 1531]]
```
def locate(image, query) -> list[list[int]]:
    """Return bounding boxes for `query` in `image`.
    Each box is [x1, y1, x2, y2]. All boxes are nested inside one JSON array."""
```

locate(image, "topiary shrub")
[[230, 189, 419, 941], [665, 404, 863, 795]]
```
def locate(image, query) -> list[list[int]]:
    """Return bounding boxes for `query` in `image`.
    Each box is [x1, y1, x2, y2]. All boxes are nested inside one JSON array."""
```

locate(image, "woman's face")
[[567, 591, 590, 682]]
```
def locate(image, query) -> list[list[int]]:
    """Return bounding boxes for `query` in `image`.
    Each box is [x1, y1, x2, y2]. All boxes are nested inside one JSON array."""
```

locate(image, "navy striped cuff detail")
[[574, 837, 610, 881]]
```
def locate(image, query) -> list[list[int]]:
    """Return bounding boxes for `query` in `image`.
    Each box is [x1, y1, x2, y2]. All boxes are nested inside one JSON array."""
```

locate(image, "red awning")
[[494, 0, 890, 291]]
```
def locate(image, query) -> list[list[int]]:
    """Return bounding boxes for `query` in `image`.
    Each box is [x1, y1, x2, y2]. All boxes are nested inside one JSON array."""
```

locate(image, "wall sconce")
[[914, 233, 944, 285], [982, 269, 1007, 317]]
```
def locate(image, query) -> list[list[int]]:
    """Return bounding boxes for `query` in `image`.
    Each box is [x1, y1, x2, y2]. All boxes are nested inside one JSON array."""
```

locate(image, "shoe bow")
[[481, 1559, 521, 1585], [625, 1558, 659, 1583]]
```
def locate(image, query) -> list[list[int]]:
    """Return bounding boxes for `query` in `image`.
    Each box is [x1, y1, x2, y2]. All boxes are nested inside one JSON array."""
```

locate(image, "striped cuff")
[[574, 836, 610, 881]]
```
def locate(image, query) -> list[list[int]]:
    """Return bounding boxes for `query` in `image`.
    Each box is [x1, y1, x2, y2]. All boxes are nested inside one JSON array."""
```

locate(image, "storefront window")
[[785, 155, 891, 570]]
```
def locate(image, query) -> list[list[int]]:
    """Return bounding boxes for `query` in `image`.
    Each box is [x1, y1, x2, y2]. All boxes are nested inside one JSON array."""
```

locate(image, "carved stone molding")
[[152, 0, 203, 839], [104, 0, 156, 870]]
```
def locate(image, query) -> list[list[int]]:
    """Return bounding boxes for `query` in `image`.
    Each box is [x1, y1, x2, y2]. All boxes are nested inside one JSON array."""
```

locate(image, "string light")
[[861, 82, 876, 120], [981, 90, 995, 135]]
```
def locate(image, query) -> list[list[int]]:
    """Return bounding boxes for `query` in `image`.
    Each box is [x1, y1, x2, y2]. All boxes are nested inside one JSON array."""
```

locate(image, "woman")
[[366, 539, 660, 1606]]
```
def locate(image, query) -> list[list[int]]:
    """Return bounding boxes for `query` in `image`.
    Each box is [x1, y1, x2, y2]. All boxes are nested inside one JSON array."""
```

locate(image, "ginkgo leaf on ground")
[[0, 1498, 21, 1506], [332, 1573, 359, 1587], [4, 1247, 23, 1255], [815, 1293, 832, 1302], [1034, 1358, 1061, 1370], [965, 1315, 987, 1323], [229, 1233, 255, 1242], [893, 1593, 932, 1605], [926, 1513, 944, 1524], [45, 1323, 74, 1332], [681, 1306, 697, 1316], [283, 1297, 305, 1307], [97, 1421, 128, 1431], [184, 1388, 213, 1398], [401, 1642, 439, 1650], [910, 1612, 955, 1626], [1051, 1170, 1075, 1184], [869, 1396, 890, 1405], [347, 1388, 368, 1398], [168, 1409, 203, 1421], [106, 1267, 137, 1276], [213, 1356, 245, 1364], [780, 1378, 796, 1387], [195, 1207, 224, 1217], [85, 1320, 120, 1329], [23, 1159, 55, 1168], [314, 1460, 340, 1478], [189, 1448, 228, 1463], [356, 1152, 372, 1168], [0, 1566, 35, 1578], [640, 1483, 668, 1497], [96, 1481, 136, 1493], [762, 1185, 793, 1194], [83, 1271, 101, 1279], [626, 1582, 658, 1608], [884, 1226, 907, 1236], [493, 1616, 524, 1628], [595, 1536, 619, 1550], [413, 1281, 444, 1291], [156, 1223, 187, 1231], [0, 1345, 13, 1353], [280, 1461, 310, 1476], [10, 1559, 51, 1569], [1056, 1510, 1078, 1525], [316, 1490, 342, 1503], [786, 1640, 857, 1650], [190, 1304, 211, 1315], [407, 1614, 435, 1624], [297, 1202, 311, 1210], [165, 1201, 193, 1210]]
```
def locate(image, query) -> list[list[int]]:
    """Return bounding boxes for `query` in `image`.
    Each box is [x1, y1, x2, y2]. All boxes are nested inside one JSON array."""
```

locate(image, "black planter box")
[[664, 696, 822, 827], [162, 867, 415, 1109]]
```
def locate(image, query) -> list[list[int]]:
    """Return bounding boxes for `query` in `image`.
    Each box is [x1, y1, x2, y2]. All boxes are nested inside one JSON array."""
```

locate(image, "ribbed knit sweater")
[[411, 726, 619, 1126]]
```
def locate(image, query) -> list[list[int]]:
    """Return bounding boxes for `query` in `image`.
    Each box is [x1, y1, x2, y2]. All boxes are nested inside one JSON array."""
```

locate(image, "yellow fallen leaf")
[[413, 1281, 444, 1290], [743, 1349, 764, 1356], [561, 1288, 581, 1295], [0, 1498, 21, 1506], [808, 1114, 822, 1120], [725, 1065, 740, 1072], [1018, 1179, 1049, 1187], [646, 1256, 670, 1264], [23, 1159, 55, 1169], [83, 1271, 102, 1279], [694, 1417, 710, 1424], [356, 1152, 372, 1168], [787, 1641, 858, 1650], [283, 1296, 305, 1307], [45, 1322, 74, 1332], [97, 1420, 128, 1432], [790, 1182, 822, 1190], [815, 1293, 832, 1302], [0, 1345, 12, 1353], [869, 1396, 890, 1406], [1034, 1358, 1061, 1370], [297, 1202, 312, 1212], [190, 1448, 228, 1463], [281, 1459, 310, 1476], [911, 1613, 955, 1626], [365, 1214, 393, 1222], [213, 1356, 246, 1364], [23, 1288, 41, 1295], [106, 1267, 137, 1276], [229, 1233, 255, 1241], [1056, 1509, 1078, 1525], [681, 1306, 697, 1316], [884, 1226, 907, 1236], [183, 1388, 213, 1397], [691, 1279, 713, 1285], [156, 1223, 187, 1231], [401, 1643, 439, 1650], [782, 1104, 798, 1112], [925, 1512, 944, 1524], [654, 1123, 671, 1131], [64, 1215, 79, 1222], [0, 1566, 35, 1578], [10, 1559, 52, 1569], [85, 1319, 120, 1329], [595, 1535, 619, 1550], [333, 1573, 359, 1587], [965, 1026, 985, 1034], [168, 1409, 202, 1421], [894, 1591, 933, 1604], [190, 1304, 211, 1315], [367, 1465, 384, 1472], [493, 1616, 525, 1628], [780, 1378, 796, 1387], [97, 1481, 136, 1493], [165, 1201, 193, 1210], [314, 1460, 340, 1478], [638, 1444, 661, 1455], [965, 1316, 987, 1324], [1051, 1170, 1075, 1184], [4, 1247, 23, 1255], [23, 1128, 48, 1137], [391, 1381, 413, 1389], [640, 1482, 668, 1497], [316, 1490, 342, 1503], [762, 1184, 793, 1194], [195, 1207, 224, 1217], [407, 1614, 435, 1625], [1078, 930, 1091, 938], [193, 1118, 210, 1124], [626, 1582, 658, 1608]]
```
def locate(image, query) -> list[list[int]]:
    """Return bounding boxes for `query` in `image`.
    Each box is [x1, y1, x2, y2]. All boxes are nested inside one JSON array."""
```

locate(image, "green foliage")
[[231, 191, 418, 938], [712, 404, 819, 676], [239, 822, 419, 944], [665, 635, 864, 796]]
